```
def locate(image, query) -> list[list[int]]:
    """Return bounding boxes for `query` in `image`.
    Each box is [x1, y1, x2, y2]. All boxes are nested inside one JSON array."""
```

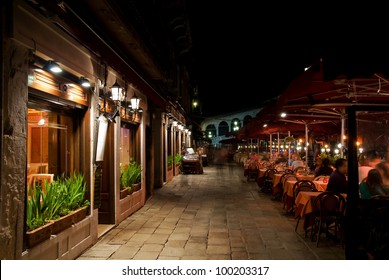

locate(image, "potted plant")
[[129, 161, 142, 192], [48, 173, 89, 234], [120, 161, 142, 195], [26, 184, 53, 248], [120, 164, 130, 198], [175, 153, 183, 174], [64, 172, 90, 224]]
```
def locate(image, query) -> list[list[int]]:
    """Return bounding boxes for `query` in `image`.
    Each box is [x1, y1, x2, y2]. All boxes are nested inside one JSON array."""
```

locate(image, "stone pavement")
[[77, 163, 345, 260]]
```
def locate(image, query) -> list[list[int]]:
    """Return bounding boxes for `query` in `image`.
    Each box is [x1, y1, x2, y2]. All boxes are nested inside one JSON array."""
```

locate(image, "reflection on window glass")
[[120, 123, 139, 166], [357, 111, 389, 188], [27, 109, 72, 180]]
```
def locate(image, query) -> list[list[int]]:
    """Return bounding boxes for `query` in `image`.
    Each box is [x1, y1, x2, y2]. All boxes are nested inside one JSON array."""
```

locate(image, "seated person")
[[358, 157, 373, 184], [313, 157, 323, 175], [375, 162, 389, 186], [315, 158, 333, 177], [359, 169, 388, 199], [291, 156, 304, 171], [327, 158, 348, 193]]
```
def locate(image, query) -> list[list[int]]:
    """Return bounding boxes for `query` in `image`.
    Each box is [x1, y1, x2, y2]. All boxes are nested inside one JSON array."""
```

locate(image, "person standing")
[[327, 158, 348, 193]]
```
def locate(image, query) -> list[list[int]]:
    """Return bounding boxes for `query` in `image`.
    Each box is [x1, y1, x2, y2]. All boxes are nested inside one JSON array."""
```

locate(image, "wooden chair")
[[293, 180, 317, 233], [261, 168, 278, 194], [282, 174, 298, 210], [311, 191, 346, 247]]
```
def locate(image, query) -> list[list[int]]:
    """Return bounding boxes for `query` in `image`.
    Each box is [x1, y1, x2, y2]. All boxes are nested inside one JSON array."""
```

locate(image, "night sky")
[[186, 1, 389, 117]]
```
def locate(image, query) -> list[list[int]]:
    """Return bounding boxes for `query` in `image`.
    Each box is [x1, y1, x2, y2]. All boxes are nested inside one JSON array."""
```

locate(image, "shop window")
[[120, 122, 140, 166], [27, 108, 81, 183]]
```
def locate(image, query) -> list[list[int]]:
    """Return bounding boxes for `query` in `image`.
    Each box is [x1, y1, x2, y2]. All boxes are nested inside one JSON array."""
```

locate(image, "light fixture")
[[334, 149, 340, 154], [79, 77, 91, 88], [263, 124, 268, 127], [172, 121, 178, 127], [185, 129, 189, 133], [46, 60, 62, 73], [110, 79, 123, 102], [280, 112, 287, 118], [130, 93, 140, 111], [38, 118, 45, 126], [178, 124, 183, 130]]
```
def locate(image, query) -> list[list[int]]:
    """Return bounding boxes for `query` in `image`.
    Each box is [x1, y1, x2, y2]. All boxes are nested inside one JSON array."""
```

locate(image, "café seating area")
[[242, 156, 347, 247]]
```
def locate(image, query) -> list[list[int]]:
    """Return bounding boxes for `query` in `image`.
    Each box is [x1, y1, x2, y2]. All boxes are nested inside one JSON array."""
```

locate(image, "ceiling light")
[[280, 112, 287, 118], [46, 60, 62, 73], [79, 77, 91, 88]]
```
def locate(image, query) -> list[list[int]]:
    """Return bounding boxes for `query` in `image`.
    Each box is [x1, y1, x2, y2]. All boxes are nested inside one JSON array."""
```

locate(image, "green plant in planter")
[[26, 184, 47, 231], [175, 153, 183, 165], [64, 172, 89, 211], [167, 155, 173, 168], [121, 161, 142, 189], [41, 179, 67, 220]]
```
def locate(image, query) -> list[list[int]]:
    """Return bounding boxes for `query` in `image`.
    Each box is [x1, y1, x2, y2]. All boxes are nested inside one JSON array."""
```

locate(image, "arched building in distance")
[[200, 108, 261, 147]]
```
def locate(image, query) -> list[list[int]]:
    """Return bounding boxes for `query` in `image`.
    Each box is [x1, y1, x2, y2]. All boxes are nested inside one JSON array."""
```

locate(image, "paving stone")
[[206, 245, 231, 255], [160, 247, 185, 257], [144, 233, 169, 244], [132, 251, 160, 260], [78, 165, 344, 261], [140, 244, 164, 252]]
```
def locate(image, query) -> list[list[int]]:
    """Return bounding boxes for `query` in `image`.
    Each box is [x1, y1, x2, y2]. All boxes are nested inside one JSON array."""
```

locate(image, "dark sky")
[[186, 1, 389, 117]]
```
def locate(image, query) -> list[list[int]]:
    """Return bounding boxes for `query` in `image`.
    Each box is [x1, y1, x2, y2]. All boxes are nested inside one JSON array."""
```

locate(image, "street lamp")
[[110, 79, 123, 103]]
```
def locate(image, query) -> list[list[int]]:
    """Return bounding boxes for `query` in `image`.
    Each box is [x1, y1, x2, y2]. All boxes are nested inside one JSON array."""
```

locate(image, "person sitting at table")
[[327, 158, 348, 193], [358, 157, 373, 184], [291, 155, 304, 171], [314, 158, 333, 177], [359, 169, 389, 199], [375, 162, 389, 186]]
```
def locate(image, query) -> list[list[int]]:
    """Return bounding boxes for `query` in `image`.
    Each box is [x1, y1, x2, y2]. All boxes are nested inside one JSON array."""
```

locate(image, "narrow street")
[[78, 164, 344, 260]]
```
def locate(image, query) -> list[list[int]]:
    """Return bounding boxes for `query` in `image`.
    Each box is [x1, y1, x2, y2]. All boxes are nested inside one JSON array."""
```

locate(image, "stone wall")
[[0, 41, 29, 259]]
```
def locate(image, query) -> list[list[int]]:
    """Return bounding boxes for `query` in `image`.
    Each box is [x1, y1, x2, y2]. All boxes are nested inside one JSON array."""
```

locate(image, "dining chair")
[[311, 191, 346, 247], [261, 168, 278, 194], [293, 180, 318, 233]]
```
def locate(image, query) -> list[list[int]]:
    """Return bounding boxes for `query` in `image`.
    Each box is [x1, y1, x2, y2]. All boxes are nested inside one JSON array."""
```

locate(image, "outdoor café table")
[[259, 168, 267, 177], [283, 175, 316, 212], [294, 191, 347, 231], [272, 173, 283, 187], [294, 191, 322, 231], [312, 180, 328, 192]]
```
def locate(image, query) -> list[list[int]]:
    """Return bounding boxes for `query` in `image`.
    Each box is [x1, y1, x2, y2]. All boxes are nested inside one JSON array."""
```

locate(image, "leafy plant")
[[120, 161, 142, 189], [26, 184, 47, 231], [41, 179, 66, 220], [175, 153, 183, 165], [167, 155, 173, 168], [26, 172, 89, 231], [64, 172, 88, 211]]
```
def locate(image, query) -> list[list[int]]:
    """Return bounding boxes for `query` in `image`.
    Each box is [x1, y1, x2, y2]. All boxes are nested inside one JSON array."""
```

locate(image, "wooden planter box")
[[120, 188, 129, 199], [132, 182, 141, 192], [50, 212, 73, 235], [71, 205, 89, 224], [167, 166, 173, 182], [26, 221, 53, 248], [175, 164, 181, 175]]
